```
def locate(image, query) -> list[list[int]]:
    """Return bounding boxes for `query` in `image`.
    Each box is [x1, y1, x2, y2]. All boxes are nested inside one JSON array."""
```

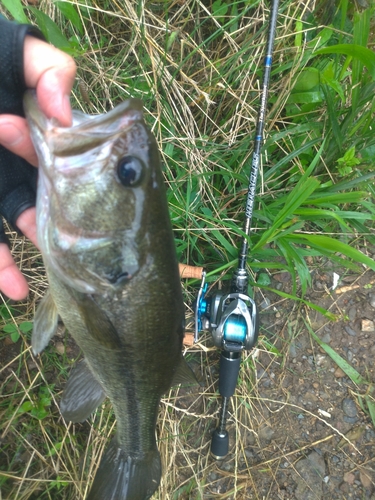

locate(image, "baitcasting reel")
[[195, 271, 259, 352]]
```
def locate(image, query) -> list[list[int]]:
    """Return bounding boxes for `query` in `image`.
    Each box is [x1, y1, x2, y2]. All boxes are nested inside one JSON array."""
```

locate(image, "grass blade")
[[292, 234, 375, 272], [0, 0, 28, 23], [304, 320, 369, 386], [315, 44, 375, 79]]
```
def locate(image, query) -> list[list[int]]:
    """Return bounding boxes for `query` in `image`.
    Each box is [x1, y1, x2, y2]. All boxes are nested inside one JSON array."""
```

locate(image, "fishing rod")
[[194, 0, 280, 459]]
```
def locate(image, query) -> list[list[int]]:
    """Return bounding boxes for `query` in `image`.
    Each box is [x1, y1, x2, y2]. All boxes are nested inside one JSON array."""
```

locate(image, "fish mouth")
[[24, 90, 145, 157]]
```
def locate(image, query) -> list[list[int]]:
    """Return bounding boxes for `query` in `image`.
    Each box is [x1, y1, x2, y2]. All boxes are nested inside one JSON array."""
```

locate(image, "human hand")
[[0, 34, 76, 300]]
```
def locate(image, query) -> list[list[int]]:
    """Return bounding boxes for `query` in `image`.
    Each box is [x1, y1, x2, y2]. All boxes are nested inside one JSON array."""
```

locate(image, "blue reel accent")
[[197, 283, 208, 331], [223, 315, 247, 344], [195, 272, 208, 342]]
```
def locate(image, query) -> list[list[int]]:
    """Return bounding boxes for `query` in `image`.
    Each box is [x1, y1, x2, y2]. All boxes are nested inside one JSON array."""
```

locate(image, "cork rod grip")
[[179, 263, 204, 279]]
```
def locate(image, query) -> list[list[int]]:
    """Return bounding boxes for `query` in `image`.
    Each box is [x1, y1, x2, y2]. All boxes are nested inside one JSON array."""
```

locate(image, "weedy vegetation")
[[0, 0, 375, 498]]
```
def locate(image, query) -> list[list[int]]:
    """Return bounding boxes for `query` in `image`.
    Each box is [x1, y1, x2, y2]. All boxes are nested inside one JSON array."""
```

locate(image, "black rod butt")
[[210, 429, 229, 460], [219, 351, 241, 398]]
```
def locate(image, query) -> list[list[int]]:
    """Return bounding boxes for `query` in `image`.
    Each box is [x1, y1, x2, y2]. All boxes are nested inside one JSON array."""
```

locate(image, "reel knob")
[[210, 429, 229, 460]]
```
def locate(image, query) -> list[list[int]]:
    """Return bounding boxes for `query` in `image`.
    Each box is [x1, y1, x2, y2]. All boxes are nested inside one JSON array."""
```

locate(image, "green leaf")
[[166, 30, 179, 53], [28, 7, 71, 50], [19, 401, 33, 413], [256, 273, 271, 286], [210, 229, 237, 258], [287, 91, 324, 104], [264, 123, 322, 147], [3, 323, 17, 334], [294, 19, 303, 49], [293, 68, 320, 92], [309, 27, 334, 50], [212, 0, 228, 23], [361, 145, 375, 161], [54, 1, 83, 35], [329, 173, 375, 192], [47, 441, 63, 457], [264, 138, 321, 180], [0, 0, 28, 23], [261, 338, 282, 356], [31, 407, 49, 420], [315, 44, 375, 80], [19, 321, 33, 333], [336, 146, 361, 170], [353, 8, 371, 48], [10, 331, 20, 343]]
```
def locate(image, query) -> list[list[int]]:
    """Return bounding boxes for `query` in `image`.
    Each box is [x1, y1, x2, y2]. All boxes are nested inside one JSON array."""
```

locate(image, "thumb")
[[24, 36, 77, 126]]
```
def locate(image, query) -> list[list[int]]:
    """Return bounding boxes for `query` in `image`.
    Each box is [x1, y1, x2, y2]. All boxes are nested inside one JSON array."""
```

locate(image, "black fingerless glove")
[[0, 16, 45, 244]]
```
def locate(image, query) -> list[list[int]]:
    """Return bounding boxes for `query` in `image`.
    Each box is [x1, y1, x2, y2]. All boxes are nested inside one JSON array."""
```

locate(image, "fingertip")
[[37, 83, 73, 126], [0, 268, 29, 300], [0, 245, 29, 301], [0, 116, 39, 167], [62, 94, 73, 126], [16, 208, 38, 248]]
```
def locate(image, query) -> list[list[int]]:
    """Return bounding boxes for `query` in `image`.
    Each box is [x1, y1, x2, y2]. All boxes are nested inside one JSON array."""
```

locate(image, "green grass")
[[1, 0, 375, 498]]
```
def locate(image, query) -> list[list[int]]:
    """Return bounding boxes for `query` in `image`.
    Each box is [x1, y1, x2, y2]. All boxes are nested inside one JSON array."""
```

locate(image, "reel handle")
[[178, 264, 204, 346]]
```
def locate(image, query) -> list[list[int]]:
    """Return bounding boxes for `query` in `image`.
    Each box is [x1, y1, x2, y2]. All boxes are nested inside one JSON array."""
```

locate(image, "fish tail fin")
[[87, 438, 161, 500]]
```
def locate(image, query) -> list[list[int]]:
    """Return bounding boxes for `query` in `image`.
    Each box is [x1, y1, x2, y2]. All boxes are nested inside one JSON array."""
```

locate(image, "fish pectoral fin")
[[32, 290, 59, 355], [77, 294, 121, 349], [87, 439, 161, 500], [171, 356, 200, 387], [60, 359, 106, 423]]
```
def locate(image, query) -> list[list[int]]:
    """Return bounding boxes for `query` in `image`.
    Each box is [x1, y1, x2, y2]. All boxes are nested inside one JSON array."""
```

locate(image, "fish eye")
[[117, 156, 144, 187]]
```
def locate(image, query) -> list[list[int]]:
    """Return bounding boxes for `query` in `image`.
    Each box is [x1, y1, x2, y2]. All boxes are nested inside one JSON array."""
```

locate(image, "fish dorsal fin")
[[60, 359, 106, 423], [171, 357, 199, 387], [32, 290, 59, 355], [76, 295, 122, 350]]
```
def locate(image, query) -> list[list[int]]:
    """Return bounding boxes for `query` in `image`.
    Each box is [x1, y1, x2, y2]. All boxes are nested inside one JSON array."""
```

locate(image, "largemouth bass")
[[24, 90, 192, 500]]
